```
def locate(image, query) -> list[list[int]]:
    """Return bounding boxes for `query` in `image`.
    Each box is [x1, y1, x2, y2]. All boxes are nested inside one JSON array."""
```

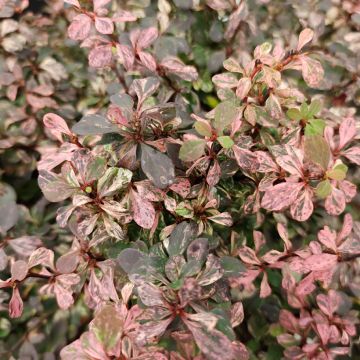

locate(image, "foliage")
[[0, 0, 360, 359]]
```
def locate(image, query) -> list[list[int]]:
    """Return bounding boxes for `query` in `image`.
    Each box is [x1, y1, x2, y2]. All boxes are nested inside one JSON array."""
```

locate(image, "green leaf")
[[327, 163, 348, 181], [214, 101, 238, 134], [300, 102, 309, 118], [286, 108, 302, 121], [304, 135, 330, 170], [217, 136, 234, 149], [304, 119, 325, 136], [179, 139, 206, 162], [194, 120, 212, 137], [316, 179, 332, 198], [308, 99, 322, 117], [220, 256, 246, 277]]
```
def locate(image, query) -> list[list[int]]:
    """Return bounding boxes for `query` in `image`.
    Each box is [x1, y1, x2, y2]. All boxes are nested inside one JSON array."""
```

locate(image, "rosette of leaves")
[[117, 221, 248, 360]]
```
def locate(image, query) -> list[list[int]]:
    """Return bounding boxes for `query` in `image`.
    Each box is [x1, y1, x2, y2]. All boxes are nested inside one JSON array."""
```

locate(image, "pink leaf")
[[233, 146, 259, 172], [297, 28, 314, 51], [138, 51, 157, 72], [279, 309, 299, 333], [343, 146, 360, 165], [9, 287, 23, 318], [300, 56, 324, 88], [338, 180, 356, 203], [316, 290, 340, 318], [131, 189, 155, 229], [68, 14, 92, 41], [169, 178, 191, 198], [261, 182, 303, 212], [317, 226, 337, 252], [290, 187, 314, 221], [238, 246, 261, 265], [338, 213, 353, 243], [93, 0, 111, 12], [206, 161, 221, 187], [260, 272, 271, 298], [43, 113, 72, 142], [137, 27, 159, 50], [94, 16, 114, 35], [236, 77, 252, 99], [303, 254, 338, 272], [88, 45, 112, 68], [161, 56, 198, 81], [117, 44, 135, 70], [270, 144, 303, 177], [64, 0, 80, 7], [325, 187, 346, 216], [212, 73, 239, 89], [11, 260, 28, 281], [339, 117, 356, 150]]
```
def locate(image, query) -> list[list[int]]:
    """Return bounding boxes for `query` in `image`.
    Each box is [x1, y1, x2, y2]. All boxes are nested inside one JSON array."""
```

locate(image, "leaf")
[[91, 304, 123, 351], [220, 256, 246, 277], [9, 287, 23, 319], [137, 282, 164, 307], [233, 146, 259, 172], [270, 145, 303, 176], [140, 144, 175, 189], [217, 136, 234, 149], [238, 247, 261, 265], [305, 119, 325, 136], [72, 114, 118, 135], [208, 212, 233, 226], [185, 320, 239, 360], [43, 113, 72, 142], [308, 99, 322, 117], [327, 163, 348, 181], [131, 77, 160, 107], [265, 94, 282, 120], [324, 187, 346, 216], [261, 182, 303, 211], [214, 101, 238, 134], [207, 161, 221, 187], [286, 108, 302, 121], [194, 119, 212, 137], [316, 179, 332, 198], [28, 248, 54, 269], [130, 189, 155, 229], [0, 184, 18, 234], [187, 238, 208, 265], [94, 16, 114, 35], [339, 117, 356, 150], [167, 221, 197, 256], [300, 56, 324, 88], [297, 28, 314, 51], [137, 27, 159, 49], [179, 139, 206, 162], [212, 73, 239, 89], [11, 260, 28, 281], [161, 56, 198, 81], [97, 167, 132, 197], [117, 248, 146, 274], [343, 146, 360, 165], [88, 45, 112, 68], [290, 187, 314, 221], [68, 14, 91, 41], [236, 77, 252, 100], [38, 170, 74, 202], [304, 135, 330, 170]]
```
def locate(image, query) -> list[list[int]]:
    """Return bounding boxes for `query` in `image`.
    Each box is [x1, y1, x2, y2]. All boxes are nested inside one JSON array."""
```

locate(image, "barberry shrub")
[[0, 0, 359, 359]]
